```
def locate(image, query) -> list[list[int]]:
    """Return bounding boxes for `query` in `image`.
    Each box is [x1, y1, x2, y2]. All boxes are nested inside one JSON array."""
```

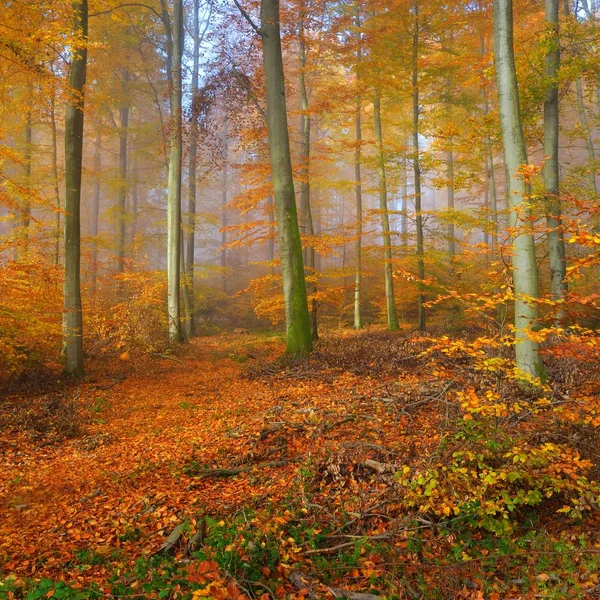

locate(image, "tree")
[[493, 0, 545, 380], [259, 0, 312, 355], [373, 87, 399, 331], [412, 0, 425, 333], [166, 0, 184, 342], [544, 0, 567, 316], [63, 0, 88, 376], [298, 10, 318, 341], [353, 7, 363, 330]]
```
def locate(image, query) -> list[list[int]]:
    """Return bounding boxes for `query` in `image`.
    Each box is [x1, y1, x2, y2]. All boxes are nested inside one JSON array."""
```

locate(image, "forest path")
[[0, 334, 411, 584]]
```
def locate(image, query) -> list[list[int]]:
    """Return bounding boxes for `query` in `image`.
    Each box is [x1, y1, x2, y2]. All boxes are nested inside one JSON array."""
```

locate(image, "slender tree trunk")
[[166, 0, 184, 342], [116, 69, 130, 300], [19, 88, 33, 258], [493, 0, 546, 380], [447, 146, 456, 258], [91, 131, 101, 292], [131, 156, 138, 245], [401, 155, 408, 250], [50, 91, 61, 266], [412, 1, 425, 332], [299, 18, 318, 341], [354, 8, 363, 330], [260, 0, 312, 355], [183, 0, 201, 338], [481, 36, 499, 259], [267, 193, 275, 275], [544, 0, 567, 314], [63, 0, 87, 376], [373, 87, 399, 331], [575, 78, 598, 195], [221, 126, 228, 293]]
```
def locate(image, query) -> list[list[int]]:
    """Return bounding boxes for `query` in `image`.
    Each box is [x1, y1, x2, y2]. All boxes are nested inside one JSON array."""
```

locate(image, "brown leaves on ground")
[[1, 330, 600, 598]]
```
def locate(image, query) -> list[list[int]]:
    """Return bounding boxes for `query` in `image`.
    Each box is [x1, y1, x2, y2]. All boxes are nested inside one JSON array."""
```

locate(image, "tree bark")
[[446, 147, 456, 258], [50, 90, 61, 266], [299, 17, 318, 341], [373, 87, 399, 331], [544, 0, 567, 315], [166, 0, 184, 342], [63, 0, 87, 376], [221, 123, 228, 293], [91, 131, 101, 292], [481, 36, 498, 259], [260, 0, 312, 355], [116, 69, 130, 301], [183, 0, 201, 338], [493, 0, 546, 381], [412, 0, 425, 332], [19, 86, 33, 258], [353, 8, 363, 330]]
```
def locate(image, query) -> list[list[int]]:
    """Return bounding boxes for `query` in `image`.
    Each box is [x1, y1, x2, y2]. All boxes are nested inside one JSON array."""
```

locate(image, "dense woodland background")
[[2, 0, 600, 597]]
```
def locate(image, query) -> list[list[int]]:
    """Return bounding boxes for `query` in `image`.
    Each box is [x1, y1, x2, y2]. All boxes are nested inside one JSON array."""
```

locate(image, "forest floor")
[[2, 330, 600, 600]]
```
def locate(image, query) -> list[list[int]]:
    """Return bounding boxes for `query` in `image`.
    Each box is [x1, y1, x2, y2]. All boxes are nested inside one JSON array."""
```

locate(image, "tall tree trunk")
[[446, 146, 456, 258], [373, 87, 399, 331], [544, 0, 567, 315], [493, 0, 546, 380], [401, 154, 408, 249], [91, 131, 101, 292], [481, 36, 499, 259], [260, 0, 312, 355], [221, 126, 228, 293], [19, 87, 33, 258], [184, 0, 201, 338], [299, 18, 318, 341], [267, 193, 275, 275], [116, 69, 130, 301], [575, 78, 598, 195], [50, 90, 61, 266], [412, 0, 426, 332], [63, 0, 87, 376], [354, 8, 363, 330], [166, 0, 184, 342]]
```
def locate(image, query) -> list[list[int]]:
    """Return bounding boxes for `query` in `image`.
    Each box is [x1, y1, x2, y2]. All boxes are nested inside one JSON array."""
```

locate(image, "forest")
[[1, 0, 600, 596]]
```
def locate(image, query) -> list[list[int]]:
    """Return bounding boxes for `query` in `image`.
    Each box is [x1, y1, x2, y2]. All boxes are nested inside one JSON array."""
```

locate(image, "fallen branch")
[[303, 533, 391, 555], [153, 353, 185, 365], [329, 588, 383, 600], [155, 523, 184, 554]]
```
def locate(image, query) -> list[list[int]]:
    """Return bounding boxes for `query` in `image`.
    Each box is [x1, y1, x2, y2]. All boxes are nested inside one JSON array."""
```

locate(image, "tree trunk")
[[116, 69, 130, 301], [221, 125, 228, 293], [446, 147, 456, 258], [412, 1, 425, 332], [183, 0, 201, 339], [63, 0, 87, 377], [481, 36, 499, 259], [166, 0, 184, 342], [260, 0, 312, 355], [354, 8, 363, 330], [493, 0, 546, 380], [19, 87, 33, 258], [299, 18, 318, 341], [91, 131, 101, 292], [544, 0, 567, 315], [50, 90, 61, 266], [401, 154, 408, 249], [373, 87, 399, 331], [267, 193, 275, 275]]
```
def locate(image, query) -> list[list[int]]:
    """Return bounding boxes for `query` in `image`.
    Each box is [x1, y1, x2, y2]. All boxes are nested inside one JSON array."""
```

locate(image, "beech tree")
[[63, 0, 88, 376], [493, 0, 545, 380], [258, 0, 312, 354]]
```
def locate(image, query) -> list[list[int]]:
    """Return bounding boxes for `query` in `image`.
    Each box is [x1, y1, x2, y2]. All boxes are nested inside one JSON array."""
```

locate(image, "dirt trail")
[[0, 337, 300, 580]]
